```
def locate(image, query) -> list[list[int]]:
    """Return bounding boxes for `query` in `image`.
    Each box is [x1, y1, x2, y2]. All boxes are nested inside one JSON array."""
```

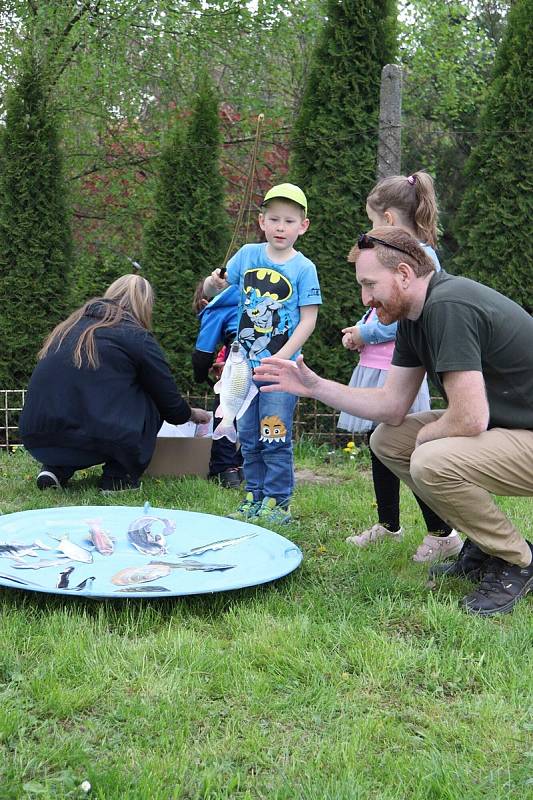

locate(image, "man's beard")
[[374, 283, 409, 325]]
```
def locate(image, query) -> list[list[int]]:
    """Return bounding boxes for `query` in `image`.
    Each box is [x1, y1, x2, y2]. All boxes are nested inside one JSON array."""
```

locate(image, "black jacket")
[[20, 303, 191, 474]]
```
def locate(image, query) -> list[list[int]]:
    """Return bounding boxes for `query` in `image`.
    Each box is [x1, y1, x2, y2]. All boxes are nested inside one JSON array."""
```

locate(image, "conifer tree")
[[143, 71, 229, 384], [0, 50, 72, 387], [291, 0, 397, 381], [142, 118, 186, 376], [69, 250, 134, 310], [453, 0, 533, 311]]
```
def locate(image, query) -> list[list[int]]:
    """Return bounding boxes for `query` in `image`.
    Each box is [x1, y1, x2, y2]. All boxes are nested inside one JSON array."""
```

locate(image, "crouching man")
[[255, 227, 533, 615]]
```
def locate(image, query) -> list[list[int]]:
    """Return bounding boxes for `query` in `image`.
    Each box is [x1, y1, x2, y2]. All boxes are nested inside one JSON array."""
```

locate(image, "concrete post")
[[377, 64, 402, 179]]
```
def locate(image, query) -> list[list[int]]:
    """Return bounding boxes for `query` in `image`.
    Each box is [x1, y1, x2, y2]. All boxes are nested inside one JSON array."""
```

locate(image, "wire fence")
[[1, 390, 26, 451], [0, 388, 358, 452]]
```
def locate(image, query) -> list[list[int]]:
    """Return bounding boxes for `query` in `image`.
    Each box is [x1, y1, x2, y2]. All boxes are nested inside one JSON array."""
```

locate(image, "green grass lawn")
[[0, 446, 531, 800]]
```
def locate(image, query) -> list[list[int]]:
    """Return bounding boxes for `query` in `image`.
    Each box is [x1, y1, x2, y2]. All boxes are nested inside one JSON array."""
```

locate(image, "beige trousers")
[[370, 411, 533, 567]]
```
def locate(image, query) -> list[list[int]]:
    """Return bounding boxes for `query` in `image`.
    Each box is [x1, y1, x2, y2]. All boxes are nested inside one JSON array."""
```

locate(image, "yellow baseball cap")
[[262, 183, 307, 216]]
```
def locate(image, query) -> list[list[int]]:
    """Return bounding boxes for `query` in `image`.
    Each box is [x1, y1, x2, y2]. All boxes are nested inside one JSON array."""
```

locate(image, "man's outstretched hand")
[[254, 355, 320, 398]]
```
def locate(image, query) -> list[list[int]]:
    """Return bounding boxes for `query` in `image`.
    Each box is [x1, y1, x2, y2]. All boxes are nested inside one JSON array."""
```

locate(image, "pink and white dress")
[[337, 307, 430, 434]]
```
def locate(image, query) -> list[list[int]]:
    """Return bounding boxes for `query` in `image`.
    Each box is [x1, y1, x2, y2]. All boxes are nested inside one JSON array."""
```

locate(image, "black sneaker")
[[36, 464, 74, 489], [36, 470, 63, 490], [462, 545, 533, 616], [210, 468, 242, 489], [429, 538, 492, 581], [99, 476, 140, 493]]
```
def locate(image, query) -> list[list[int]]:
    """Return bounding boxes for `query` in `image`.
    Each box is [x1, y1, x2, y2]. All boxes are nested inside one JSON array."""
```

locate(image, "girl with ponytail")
[[339, 172, 462, 563]]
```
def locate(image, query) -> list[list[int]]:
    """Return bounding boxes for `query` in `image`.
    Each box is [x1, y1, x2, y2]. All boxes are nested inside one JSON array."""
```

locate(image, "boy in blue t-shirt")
[[205, 183, 322, 523]]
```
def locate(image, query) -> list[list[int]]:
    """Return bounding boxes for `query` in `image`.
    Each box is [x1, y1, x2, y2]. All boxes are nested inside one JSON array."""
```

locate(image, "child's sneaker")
[[227, 492, 261, 520], [255, 497, 292, 525], [346, 523, 403, 547], [412, 530, 463, 563]]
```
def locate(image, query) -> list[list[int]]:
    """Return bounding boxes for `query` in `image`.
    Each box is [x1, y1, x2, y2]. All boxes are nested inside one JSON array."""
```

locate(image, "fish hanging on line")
[[111, 564, 172, 586], [212, 342, 257, 443], [175, 532, 258, 558]]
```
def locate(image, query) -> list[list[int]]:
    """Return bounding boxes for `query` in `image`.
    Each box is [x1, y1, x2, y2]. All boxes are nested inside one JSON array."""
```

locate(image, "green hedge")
[[291, 0, 397, 382], [143, 71, 229, 386], [453, 0, 533, 311], [0, 50, 72, 387]]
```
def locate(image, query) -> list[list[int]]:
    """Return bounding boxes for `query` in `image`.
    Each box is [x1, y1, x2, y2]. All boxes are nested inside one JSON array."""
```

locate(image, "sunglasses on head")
[[357, 233, 411, 257]]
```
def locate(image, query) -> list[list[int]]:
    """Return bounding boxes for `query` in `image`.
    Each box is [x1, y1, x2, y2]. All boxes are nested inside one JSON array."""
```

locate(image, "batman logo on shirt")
[[239, 268, 294, 363], [243, 268, 292, 302]]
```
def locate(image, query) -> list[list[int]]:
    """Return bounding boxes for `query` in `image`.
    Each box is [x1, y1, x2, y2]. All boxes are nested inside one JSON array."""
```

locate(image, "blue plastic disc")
[[0, 504, 302, 598]]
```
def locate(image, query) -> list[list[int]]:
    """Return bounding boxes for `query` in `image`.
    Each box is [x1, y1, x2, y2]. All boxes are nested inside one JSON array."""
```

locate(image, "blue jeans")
[[237, 388, 297, 507]]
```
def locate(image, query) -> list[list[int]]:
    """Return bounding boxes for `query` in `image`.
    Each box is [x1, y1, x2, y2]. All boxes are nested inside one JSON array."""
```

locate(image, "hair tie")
[[407, 175, 416, 185]]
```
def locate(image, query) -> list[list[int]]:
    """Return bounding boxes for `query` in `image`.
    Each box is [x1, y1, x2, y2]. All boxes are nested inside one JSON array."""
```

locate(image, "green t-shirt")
[[392, 271, 533, 429]]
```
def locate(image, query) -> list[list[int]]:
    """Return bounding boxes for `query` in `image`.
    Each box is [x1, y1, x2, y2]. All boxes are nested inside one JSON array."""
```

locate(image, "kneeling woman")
[[20, 274, 210, 491]]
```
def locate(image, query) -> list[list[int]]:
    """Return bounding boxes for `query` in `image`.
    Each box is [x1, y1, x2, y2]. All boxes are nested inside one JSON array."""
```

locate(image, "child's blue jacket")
[[192, 285, 239, 383]]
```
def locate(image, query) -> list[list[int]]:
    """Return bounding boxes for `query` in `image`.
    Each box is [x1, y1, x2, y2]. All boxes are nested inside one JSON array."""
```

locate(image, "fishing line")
[[219, 112, 264, 278]]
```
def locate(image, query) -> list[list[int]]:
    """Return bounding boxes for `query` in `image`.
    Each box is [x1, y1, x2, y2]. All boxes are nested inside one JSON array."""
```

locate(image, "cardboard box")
[[146, 436, 212, 477], [146, 418, 213, 478]]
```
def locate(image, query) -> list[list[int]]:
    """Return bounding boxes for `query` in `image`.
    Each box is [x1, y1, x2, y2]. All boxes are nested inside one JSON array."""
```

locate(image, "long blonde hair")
[[367, 171, 439, 248], [39, 274, 154, 369]]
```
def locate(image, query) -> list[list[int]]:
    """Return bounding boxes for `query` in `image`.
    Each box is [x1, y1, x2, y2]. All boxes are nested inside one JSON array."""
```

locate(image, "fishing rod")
[[218, 113, 264, 279], [94, 241, 142, 271]]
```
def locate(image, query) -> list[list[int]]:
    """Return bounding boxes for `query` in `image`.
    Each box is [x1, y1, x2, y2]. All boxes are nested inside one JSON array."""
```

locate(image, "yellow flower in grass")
[[342, 441, 357, 454]]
